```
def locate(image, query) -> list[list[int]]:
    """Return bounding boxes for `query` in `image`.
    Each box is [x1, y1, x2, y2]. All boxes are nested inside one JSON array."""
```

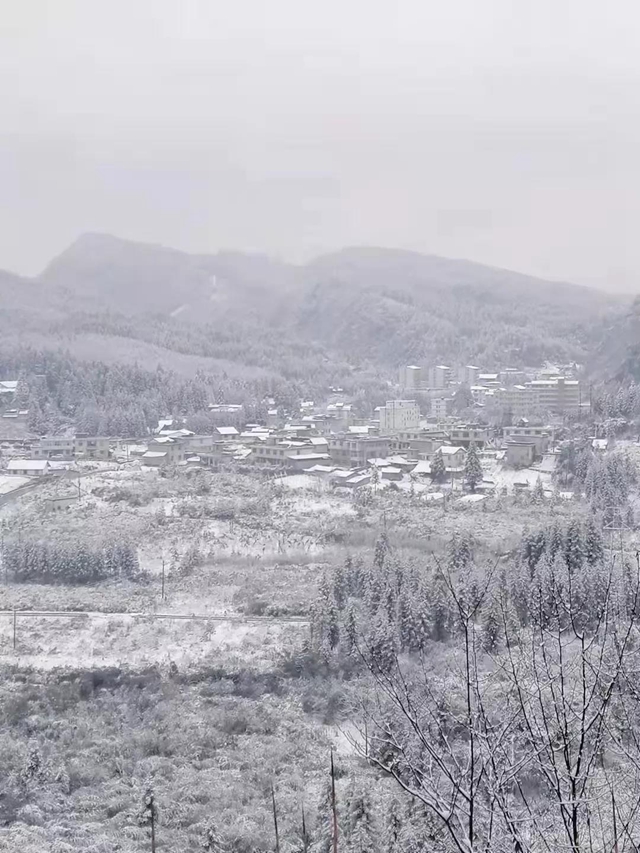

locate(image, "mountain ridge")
[[0, 232, 629, 371]]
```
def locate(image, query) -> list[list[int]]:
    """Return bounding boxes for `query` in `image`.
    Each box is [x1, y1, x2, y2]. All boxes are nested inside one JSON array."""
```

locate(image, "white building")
[[379, 400, 421, 434], [428, 365, 452, 388]]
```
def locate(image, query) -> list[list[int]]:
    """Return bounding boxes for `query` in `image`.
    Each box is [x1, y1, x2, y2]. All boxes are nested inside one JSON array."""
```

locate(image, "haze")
[[1, 0, 639, 291]]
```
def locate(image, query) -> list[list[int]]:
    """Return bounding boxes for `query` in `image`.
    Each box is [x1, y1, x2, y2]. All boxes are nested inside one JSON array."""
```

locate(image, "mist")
[[1, 0, 640, 290]]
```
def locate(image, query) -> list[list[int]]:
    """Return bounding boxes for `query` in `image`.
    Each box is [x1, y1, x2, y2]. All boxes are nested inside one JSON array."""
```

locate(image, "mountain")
[[589, 297, 640, 382], [40, 232, 298, 323], [0, 233, 628, 372]]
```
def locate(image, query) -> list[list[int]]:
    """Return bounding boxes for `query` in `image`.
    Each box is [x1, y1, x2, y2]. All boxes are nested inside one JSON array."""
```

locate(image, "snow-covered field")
[[0, 474, 29, 494]]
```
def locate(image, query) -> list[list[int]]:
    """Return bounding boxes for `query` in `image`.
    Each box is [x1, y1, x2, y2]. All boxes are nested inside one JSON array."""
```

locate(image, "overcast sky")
[[1, 1, 639, 290]]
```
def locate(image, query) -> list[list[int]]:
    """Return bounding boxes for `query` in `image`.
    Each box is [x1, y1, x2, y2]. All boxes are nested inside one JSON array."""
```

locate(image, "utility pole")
[[330, 749, 338, 853], [161, 557, 165, 600], [271, 783, 280, 853], [13, 609, 16, 650], [301, 803, 309, 853]]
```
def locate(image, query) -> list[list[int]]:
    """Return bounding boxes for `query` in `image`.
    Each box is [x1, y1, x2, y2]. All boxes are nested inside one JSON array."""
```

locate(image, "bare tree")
[[351, 553, 640, 853]]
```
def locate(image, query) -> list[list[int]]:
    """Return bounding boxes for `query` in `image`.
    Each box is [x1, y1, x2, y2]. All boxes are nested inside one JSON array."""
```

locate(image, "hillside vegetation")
[[0, 234, 626, 379]]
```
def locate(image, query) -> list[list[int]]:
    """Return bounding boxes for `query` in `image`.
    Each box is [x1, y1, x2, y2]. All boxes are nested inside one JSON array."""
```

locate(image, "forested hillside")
[[0, 234, 628, 433]]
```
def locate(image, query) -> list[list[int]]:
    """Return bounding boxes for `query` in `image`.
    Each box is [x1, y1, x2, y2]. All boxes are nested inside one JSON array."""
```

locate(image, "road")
[[0, 608, 311, 625]]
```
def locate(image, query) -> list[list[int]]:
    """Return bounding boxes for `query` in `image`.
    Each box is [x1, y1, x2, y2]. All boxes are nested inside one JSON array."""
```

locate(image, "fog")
[[2, 0, 639, 290]]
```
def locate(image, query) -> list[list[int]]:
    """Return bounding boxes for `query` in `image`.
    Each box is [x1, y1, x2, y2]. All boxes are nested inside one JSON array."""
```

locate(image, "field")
[[0, 459, 624, 852]]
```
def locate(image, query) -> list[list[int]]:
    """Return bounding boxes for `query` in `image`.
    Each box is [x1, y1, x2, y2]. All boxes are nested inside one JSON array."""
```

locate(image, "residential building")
[[7, 459, 50, 476], [44, 494, 78, 512], [505, 440, 537, 468], [457, 365, 480, 386], [497, 378, 581, 416], [430, 396, 454, 419], [33, 435, 110, 460], [388, 429, 447, 460], [378, 400, 421, 435], [428, 365, 452, 388], [328, 435, 391, 468], [439, 446, 467, 471], [503, 425, 553, 454], [448, 426, 489, 448], [398, 365, 425, 392]]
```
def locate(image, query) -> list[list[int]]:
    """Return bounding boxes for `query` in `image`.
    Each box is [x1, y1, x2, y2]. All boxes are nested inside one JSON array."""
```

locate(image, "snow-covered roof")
[[440, 445, 465, 455], [412, 461, 432, 474], [286, 453, 331, 462], [7, 459, 49, 471], [216, 426, 239, 436], [143, 451, 167, 459], [304, 465, 337, 474]]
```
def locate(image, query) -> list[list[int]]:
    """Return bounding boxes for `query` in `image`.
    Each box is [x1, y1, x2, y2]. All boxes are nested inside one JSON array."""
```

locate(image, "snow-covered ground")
[[0, 474, 29, 494]]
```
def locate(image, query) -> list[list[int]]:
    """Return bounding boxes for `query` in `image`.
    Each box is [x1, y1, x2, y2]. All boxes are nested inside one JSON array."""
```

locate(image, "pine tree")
[[481, 600, 501, 652], [346, 781, 377, 853], [584, 517, 604, 566], [314, 779, 335, 853], [532, 476, 545, 504], [564, 519, 585, 574], [370, 606, 397, 673], [374, 531, 390, 570], [430, 448, 446, 483], [382, 796, 403, 853], [464, 443, 483, 492]]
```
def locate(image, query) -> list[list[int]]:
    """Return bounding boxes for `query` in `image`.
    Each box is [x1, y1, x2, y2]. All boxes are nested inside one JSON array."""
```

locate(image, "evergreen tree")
[[481, 599, 501, 652], [430, 448, 446, 483], [346, 781, 377, 853], [564, 519, 585, 574], [584, 517, 604, 566], [464, 443, 483, 492], [532, 476, 545, 504]]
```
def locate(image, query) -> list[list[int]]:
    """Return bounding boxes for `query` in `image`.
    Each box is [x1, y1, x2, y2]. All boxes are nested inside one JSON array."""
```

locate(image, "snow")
[[0, 475, 29, 494]]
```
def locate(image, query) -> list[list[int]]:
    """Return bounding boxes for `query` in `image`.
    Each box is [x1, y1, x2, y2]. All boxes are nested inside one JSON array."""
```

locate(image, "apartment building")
[[378, 400, 421, 434], [457, 365, 480, 385], [448, 426, 489, 448], [497, 378, 581, 416], [428, 365, 452, 388], [328, 435, 390, 468], [33, 435, 110, 460], [398, 365, 424, 392]]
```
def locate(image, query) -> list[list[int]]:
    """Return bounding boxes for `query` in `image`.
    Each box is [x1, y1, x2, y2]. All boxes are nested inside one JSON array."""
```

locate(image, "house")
[[503, 425, 552, 453], [142, 450, 169, 467], [439, 446, 467, 470], [44, 494, 78, 512], [592, 438, 608, 452], [73, 435, 110, 460], [7, 459, 50, 476], [379, 466, 402, 481], [215, 426, 240, 439], [448, 426, 489, 449], [505, 440, 537, 468], [285, 453, 332, 472]]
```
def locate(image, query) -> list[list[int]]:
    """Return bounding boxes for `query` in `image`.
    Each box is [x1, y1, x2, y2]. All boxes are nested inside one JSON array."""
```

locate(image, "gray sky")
[[1, 1, 640, 290]]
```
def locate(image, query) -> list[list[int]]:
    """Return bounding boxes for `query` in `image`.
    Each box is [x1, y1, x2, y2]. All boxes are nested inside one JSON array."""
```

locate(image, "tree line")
[[1, 536, 140, 584]]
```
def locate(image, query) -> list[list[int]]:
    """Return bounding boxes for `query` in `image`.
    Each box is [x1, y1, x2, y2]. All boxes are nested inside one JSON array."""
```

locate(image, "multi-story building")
[[398, 365, 424, 392], [430, 396, 453, 419], [457, 365, 480, 386], [428, 365, 452, 389], [328, 435, 390, 468], [503, 425, 553, 453], [378, 400, 420, 434], [497, 378, 581, 416], [448, 426, 489, 448], [33, 435, 110, 460]]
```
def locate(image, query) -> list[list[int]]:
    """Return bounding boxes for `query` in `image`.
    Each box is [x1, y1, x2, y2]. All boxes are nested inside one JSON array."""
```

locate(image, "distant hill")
[[40, 232, 298, 324], [0, 233, 628, 373], [589, 297, 640, 382]]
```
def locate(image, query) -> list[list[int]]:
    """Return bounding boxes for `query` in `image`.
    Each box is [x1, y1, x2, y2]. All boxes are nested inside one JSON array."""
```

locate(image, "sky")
[[1, 0, 640, 290]]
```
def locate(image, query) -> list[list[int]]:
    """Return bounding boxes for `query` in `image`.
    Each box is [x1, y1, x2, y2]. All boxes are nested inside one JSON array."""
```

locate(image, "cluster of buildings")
[[399, 363, 586, 418]]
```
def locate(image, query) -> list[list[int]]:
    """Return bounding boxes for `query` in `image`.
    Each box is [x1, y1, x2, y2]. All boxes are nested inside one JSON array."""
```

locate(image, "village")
[[0, 361, 597, 508]]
